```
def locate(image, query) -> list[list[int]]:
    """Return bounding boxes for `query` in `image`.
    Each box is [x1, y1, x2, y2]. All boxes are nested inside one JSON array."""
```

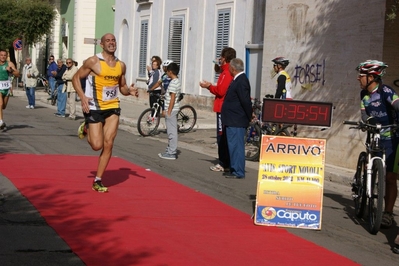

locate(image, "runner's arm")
[[119, 61, 138, 97]]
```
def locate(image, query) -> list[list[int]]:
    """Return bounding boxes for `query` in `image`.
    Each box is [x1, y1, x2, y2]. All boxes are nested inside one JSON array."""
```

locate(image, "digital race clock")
[[262, 98, 333, 127]]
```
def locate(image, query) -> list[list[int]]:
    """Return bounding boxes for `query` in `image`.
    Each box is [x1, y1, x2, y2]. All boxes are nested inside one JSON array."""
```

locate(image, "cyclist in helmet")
[[272, 57, 292, 100], [357, 59, 399, 230]]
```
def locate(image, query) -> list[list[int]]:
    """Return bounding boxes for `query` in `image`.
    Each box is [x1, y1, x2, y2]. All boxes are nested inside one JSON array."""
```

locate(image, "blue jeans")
[[49, 77, 56, 98], [226, 126, 246, 177], [56, 84, 66, 115], [25, 87, 35, 106]]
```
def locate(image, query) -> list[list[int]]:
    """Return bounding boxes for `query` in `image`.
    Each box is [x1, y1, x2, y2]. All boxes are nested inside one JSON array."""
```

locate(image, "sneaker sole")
[[92, 187, 108, 193], [158, 153, 176, 160]]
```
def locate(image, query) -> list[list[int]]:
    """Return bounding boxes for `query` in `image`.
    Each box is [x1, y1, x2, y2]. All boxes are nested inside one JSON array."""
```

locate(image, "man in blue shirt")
[[46, 55, 58, 101]]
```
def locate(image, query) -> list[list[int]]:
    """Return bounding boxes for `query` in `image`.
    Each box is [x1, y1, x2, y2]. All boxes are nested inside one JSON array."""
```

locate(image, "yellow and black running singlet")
[[87, 54, 122, 110]]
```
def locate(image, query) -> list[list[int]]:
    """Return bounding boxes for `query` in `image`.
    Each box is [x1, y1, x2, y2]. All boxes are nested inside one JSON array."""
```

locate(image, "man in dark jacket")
[[221, 58, 252, 179]]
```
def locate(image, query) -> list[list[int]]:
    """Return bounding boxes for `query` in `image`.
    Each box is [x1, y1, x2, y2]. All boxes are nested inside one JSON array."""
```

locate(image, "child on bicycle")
[[158, 62, 181, 160], [357, 60, 399, 229]]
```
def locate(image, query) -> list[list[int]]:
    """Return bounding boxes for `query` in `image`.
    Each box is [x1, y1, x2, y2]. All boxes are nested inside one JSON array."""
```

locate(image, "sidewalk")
[[12, 88, 356, 187]]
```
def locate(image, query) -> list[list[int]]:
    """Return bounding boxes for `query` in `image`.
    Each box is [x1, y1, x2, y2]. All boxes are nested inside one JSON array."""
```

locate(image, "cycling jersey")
[[161, 73, 171, 93], [361, 84, 399, 139], [85, 54, 122, 111], [275, 70, 292, 99]]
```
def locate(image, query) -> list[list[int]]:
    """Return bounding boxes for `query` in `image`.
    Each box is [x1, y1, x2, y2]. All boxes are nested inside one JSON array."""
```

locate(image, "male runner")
[[72, 33, 138, 192], [0, 49, 20, 130]]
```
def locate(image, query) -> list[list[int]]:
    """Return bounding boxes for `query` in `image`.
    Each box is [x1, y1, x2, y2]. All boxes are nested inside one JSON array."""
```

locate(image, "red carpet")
[[0, 154, 358, 265]]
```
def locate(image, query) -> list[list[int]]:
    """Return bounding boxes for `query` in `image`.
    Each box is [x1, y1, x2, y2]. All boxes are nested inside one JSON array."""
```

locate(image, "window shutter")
[[167, 16, 184, 67], [214, 9, 231, 82], [139, 20, 149, 77]]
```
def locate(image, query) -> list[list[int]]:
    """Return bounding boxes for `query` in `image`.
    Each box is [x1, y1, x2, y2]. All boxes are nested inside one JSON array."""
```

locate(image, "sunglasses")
[[66, 61, 73, 64]]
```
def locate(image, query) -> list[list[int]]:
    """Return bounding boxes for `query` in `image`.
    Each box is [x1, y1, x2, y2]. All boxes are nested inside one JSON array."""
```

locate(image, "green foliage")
[[387, 0, 399, 21], [0, 0, 56, 49]]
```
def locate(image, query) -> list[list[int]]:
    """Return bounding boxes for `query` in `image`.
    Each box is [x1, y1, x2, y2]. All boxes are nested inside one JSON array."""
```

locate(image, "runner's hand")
[[81, 95, 92, 114]]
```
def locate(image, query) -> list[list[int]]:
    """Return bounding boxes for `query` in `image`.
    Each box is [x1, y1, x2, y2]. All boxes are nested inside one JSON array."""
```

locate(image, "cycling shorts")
[[380, 138, 399, 172], [84, 108, 121, 124], [0, 89, 10, 97]]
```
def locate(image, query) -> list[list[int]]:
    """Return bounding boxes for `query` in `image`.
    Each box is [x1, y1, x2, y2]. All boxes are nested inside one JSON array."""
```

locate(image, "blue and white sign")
[[13, 39, 22, 50]]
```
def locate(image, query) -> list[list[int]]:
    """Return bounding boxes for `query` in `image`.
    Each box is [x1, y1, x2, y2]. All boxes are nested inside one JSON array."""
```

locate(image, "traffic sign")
[[84, 38, 98, 45], [13, 39, 22, 50]]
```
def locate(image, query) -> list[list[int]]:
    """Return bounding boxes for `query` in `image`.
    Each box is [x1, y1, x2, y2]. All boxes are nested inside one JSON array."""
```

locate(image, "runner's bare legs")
[[87, 114, 119, 178]]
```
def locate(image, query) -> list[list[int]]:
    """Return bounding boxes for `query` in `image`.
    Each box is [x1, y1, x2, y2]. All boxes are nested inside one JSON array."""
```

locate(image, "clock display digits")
[[296, 105, 306, 120], [275, 104, 284, 118], [309, 106, 318, 121], [319, 106, 329, 121], [262, 98, 333, 127], [287, 104, 297, 119]]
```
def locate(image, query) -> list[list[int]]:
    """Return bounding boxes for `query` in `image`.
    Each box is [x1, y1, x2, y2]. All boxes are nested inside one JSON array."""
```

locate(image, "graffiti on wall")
[[293, 59, 326, 87]]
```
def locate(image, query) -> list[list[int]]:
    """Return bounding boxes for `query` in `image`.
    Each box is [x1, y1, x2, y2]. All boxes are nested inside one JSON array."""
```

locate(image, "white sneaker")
[[30, 105, 34, 109], [26, 105, 30, 109]]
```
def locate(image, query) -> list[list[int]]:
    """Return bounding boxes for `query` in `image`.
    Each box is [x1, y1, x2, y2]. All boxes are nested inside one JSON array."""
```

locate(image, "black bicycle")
[[244, 96, 296, 161], [343, 120, 398, 234], [137, 93, 197, 136]]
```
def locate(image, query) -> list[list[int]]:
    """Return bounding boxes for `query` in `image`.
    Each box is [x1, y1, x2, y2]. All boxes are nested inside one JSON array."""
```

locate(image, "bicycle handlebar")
[[343, 120, 399, 131]]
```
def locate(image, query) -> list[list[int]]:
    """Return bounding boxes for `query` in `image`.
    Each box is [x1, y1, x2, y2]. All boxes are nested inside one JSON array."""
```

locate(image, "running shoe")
[[78, 121, 87, 139], [0, 122, 6, 130], [158, 152, 176, 160], [92, 181, 108, 193]]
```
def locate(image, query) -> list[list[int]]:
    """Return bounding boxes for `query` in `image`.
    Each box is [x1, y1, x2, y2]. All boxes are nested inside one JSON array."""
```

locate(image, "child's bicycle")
[[137, 93, 197, 136], [343, 120, 399, 234]]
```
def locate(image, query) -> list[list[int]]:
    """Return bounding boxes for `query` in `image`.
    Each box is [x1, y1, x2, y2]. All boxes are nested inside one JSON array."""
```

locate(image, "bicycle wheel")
[[177, 105, 197, 133], [368, 159, 385, 235], [137, 108, 160, 136], [353, 151, 367, 218], [277, 128, 291, 136], [244, 123, 261, 161]]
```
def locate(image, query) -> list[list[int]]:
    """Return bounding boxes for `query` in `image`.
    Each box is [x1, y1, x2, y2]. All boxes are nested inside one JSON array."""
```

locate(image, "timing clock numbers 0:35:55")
[[261, 98, 333, 127]]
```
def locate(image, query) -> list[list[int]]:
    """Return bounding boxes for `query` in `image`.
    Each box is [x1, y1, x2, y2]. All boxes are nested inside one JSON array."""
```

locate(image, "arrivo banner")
[[254, 135, 326, 230]]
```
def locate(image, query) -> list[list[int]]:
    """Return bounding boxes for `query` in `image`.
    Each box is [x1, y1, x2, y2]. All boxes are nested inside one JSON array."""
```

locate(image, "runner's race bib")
[[0, 80, 11, 89], [102, 85, 118, 101]]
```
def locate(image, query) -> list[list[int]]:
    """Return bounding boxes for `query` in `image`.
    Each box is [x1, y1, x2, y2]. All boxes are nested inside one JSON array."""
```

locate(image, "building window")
[[139, 20, 148, 77], [214, 9, 231, 82], [167, 16, 184, 67]]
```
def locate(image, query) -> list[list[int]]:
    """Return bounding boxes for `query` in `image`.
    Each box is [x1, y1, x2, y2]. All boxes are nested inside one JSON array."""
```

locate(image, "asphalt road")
[[1, 94, 399, 265]]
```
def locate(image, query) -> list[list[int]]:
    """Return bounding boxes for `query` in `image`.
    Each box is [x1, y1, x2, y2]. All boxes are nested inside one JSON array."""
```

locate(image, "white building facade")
[[114, 0, 265, 108]]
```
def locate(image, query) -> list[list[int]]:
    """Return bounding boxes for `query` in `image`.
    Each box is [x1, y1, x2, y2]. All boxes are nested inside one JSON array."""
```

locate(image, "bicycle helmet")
[[162, 59, 173, 67], [272, 57, 289, 67], [356, 60, 388, 77]]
